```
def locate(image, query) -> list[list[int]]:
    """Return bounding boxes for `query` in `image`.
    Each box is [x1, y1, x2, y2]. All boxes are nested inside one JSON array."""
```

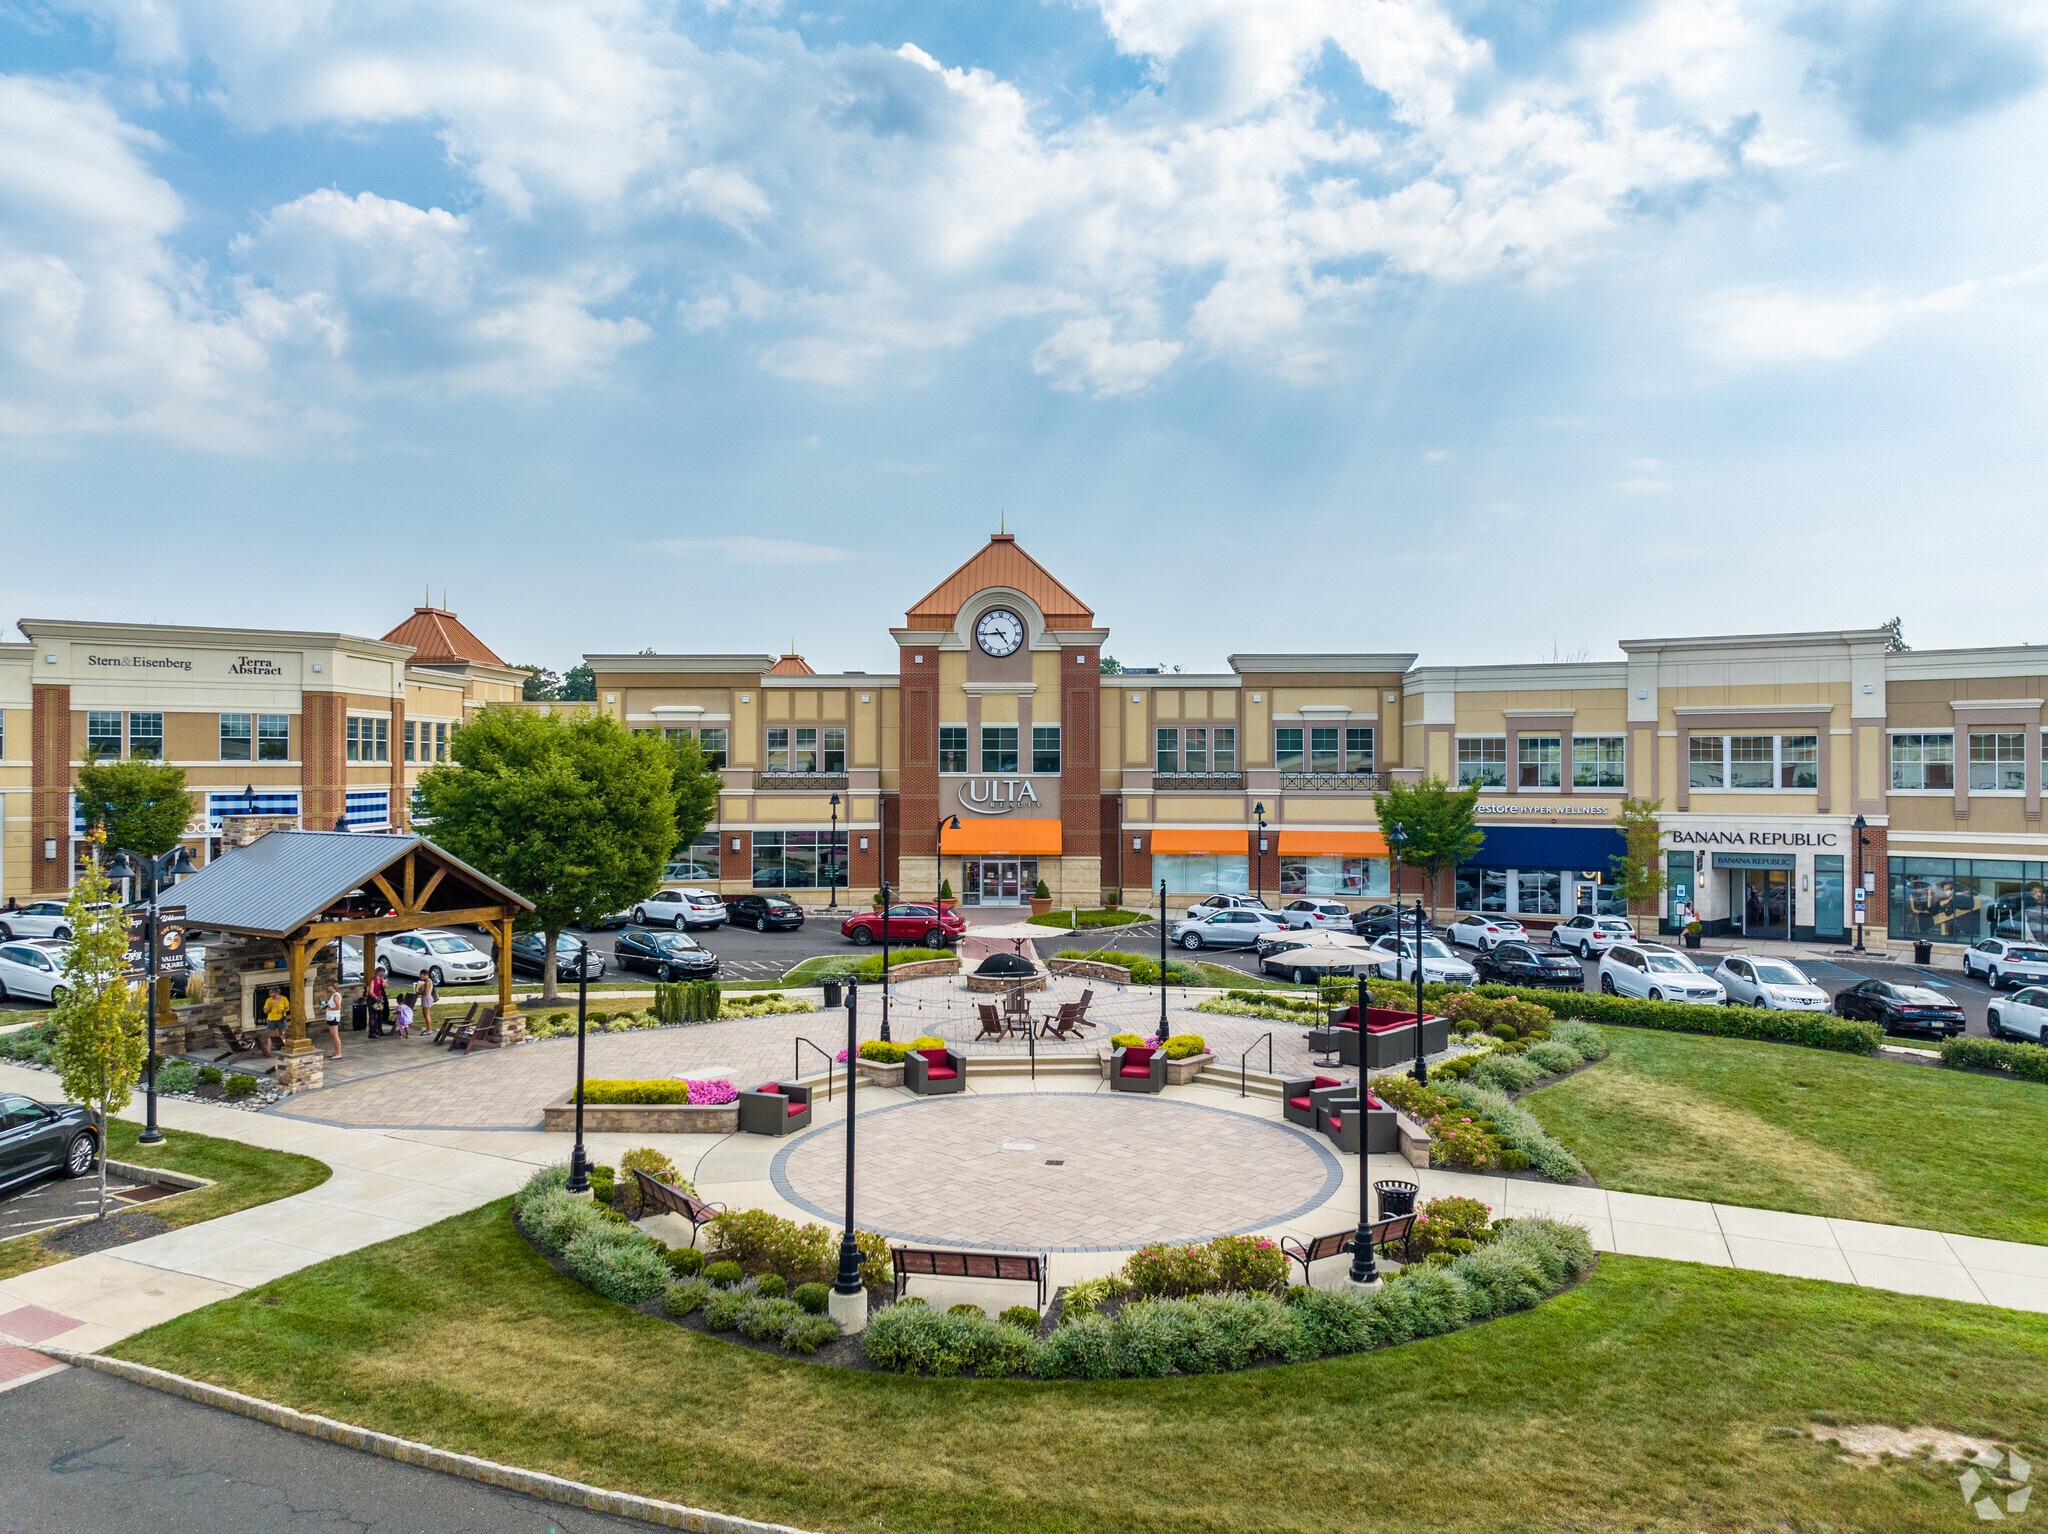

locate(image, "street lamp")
[[936, 815, 959, 917], [1346, 966, 1380, 1288], [566, 936, 594, 1194], [1156, 878, 1171, 1045], [879, 814, 960, 1043], [1409, 896, 1429, 1086], [827, 794, 841, 911], [1853, 814, 1869, 952], [1253, 802, 1267, 908], [111, 844, 198, 1146], [829, 980, 867, 1334]]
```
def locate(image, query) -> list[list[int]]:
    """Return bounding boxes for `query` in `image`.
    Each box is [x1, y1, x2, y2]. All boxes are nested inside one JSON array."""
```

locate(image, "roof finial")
[[424, 582, 430, 609], [999, 509, 1005, 535]]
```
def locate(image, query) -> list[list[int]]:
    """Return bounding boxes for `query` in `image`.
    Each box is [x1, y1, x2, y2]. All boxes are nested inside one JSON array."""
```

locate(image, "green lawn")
[[1524, 1026, 2048, 1244], [0, 1117, 330, 1281], [110, 1201, 2048, 1533]]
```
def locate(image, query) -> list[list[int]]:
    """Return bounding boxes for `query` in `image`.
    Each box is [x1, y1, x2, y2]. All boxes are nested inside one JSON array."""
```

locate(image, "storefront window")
[[87, 712, 122, 761], [1457, 738, 1506, 787], [1689, 735, 1725, 788], [1280, 856, 1388, 896], [1970, 732, 2025, 792], [1153, 853, 1249, 894], [1890, 857, 2048, 943], [1891, 733, 1954, 790], [982, 725, 1018, 773], [1595, 883, 1630, 917], [222, 713, 253, 761], [1156, 728, 1179, 773], [1518, 736, 1561, 788], [1032, 725, 1061, 774], [765, 727, 789, 771], [666, 832, 722, 883], [938, 726, 967, 773], [1274, 728, 1303, 773], [1517, 868, 1562, 914], [1572, 735, 1625, 788], [822, 726, 845, 775], [1780, 736, 1818, 789], [753, 830, 822, 888], [1345, 727, 1373, 773], [1213, 728, 1237, 772]]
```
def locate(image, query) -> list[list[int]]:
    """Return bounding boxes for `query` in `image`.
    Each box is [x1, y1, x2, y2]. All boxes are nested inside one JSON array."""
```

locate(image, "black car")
[[725, 894, 806, 933], [1351, 904, 1436, 939], [0, 1093, 99, 1193], [1474, 942, 1585, 990], [1833, 979, 1967, 1038], [506, 931, 607, 980], [615, 929, 721, 982]]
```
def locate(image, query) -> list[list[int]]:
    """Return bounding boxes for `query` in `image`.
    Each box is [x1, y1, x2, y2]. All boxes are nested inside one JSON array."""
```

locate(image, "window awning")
[[1277, 831, 1388, 857], [1150, 829, 1249, 855], [941, 818, 1063, 855]]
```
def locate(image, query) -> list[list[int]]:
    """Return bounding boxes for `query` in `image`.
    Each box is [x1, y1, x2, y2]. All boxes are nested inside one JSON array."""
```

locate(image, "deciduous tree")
[[52, 846, 146, 1218], [1610, 797, 1668, 924], [76, 759, 192, 860], [1372, 777, 1485, 921], [667, 732, 723, 863]]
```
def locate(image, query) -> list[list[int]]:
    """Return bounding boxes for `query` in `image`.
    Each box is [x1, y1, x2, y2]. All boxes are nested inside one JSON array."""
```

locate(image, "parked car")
[[1962, 938, 2048, 991], [1361, 934, 1477, 985], [1710, 954, 1830, 1011], [506, 931, 606, 980], [1988, 985, 2048, 1042], [375, 929, 496, 986], [1550, 915, 1636, 958], [1473, 941, 1585, 989], [1349, 904, 1435, 939], [840, 903, 965, 947], [1597, 944, 1726, 1004], [1445, 914, 1526, 952], [1182, 893, 1276, 923], [1256, 934, 1369, 983], [614, 929, 721, 981], [591, 907, 636, 930], [0, 901, 89, 942], [1172, 908, 1290, 950], [1833, 978, 1966, 1038], [632, 889, 728, 931], [1279, 899, 1355, 932], [725, 893, 806, 932], [0, 940, 75, 1004], [0, 1093, 100, 1192]]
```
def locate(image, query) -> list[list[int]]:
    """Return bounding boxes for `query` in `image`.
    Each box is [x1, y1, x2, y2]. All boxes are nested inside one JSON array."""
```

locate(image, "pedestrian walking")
[[323, 983, 344, 1060]]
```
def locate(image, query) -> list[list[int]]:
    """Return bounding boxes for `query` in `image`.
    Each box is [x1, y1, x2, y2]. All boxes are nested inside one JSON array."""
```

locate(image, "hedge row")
[[1941, 1034, 2048, 1083]]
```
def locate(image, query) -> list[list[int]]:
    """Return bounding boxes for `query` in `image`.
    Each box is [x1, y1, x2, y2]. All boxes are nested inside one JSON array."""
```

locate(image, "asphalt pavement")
[[0, 1367, 654, 1534]]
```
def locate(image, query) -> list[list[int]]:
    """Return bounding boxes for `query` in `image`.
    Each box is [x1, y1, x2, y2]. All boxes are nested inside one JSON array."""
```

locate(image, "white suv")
[[1445, 914, 1525, 952], [1280, 899, 1354, 931], [1599, 943, 1725, 1004], [0, 901, 93, 942], [1183, 893, 1276, 923], [633, 888, 728, 931], [0, 939, 75, 1004], [1962, 938, 2048, 991], [377, 929, 496, 986], [1551, 915, 1635, 959]]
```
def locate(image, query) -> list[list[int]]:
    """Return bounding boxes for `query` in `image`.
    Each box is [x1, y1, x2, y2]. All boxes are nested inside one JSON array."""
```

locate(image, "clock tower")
[[891, 533, 1107, 908]]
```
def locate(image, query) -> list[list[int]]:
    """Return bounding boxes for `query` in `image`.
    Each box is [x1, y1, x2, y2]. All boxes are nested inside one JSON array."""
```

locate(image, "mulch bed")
[[43, 1209, 173, 1257]]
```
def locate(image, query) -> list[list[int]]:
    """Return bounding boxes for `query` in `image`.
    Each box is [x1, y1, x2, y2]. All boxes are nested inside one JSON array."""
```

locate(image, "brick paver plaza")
[[773, 1094, 1341, 1250]]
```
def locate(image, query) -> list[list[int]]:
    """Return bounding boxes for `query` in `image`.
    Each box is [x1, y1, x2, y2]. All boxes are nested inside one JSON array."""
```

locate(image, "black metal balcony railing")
[[755, 772, 850, 791], [1152, 773, 1246, 792], [1279, 771, 1389, 792]]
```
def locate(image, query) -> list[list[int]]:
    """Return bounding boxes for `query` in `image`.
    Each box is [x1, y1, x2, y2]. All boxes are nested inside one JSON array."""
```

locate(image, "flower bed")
[[1370, 1018, 1608, 1180], [1055, 949, 1195, 986], [540, 1077, 743, 1133], [525, 991, 813, 1040]]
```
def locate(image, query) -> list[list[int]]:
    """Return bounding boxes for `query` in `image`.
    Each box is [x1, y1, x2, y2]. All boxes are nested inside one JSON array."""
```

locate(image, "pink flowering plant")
[[1121, 1233, 1286, 1298], [1407, 1195, 1497, 1260], [685, 1078, 738, 1106]]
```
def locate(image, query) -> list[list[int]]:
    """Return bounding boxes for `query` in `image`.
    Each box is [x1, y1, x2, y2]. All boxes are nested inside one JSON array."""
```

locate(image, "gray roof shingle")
[[169, 830, 529, 936]]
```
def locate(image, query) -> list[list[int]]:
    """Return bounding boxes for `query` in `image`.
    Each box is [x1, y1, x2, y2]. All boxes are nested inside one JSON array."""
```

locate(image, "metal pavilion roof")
[[169, 830, 530, 937]]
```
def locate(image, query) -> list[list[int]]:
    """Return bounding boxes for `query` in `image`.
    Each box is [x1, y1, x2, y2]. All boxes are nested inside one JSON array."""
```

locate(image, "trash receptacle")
[[351, 999, 368, 1032], [1913, 940, 1933, 966], [823, 979, 843, 1009], [1374, 1179, 1419, 1221]]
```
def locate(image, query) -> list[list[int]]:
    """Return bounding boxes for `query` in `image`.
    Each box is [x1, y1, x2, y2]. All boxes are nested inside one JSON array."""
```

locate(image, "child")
[[394, 997, 414, 1038]]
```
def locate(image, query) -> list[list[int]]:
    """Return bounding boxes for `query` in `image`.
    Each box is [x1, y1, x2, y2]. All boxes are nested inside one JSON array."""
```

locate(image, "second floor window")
[[346, 716, 389, 763], [1275, 728, 1303, 773], [698, 727, 726, 769], [224, 713, 288, 762], [1457, 737, 1507, 787], [1970, 731, 2025, 791], [983, 725, 1019, 773], [404, 721, 417, 762], [1309, 727, 1340, 773], [1183, 728, 1207, 773], [1573, 735, 1625, 788], [1212, 727, 1237, 772], [86, 711, 123, 761], [1156, 727, 1179, 774], [822, 726, 845, 774], [1345, 726, 1373, 773], [224, 713, 255, 761], [433, 722, 448, 762], [1518, 735, 1561, 788], [1032, 724, 1061, 774], [126, 712, 164, 760], [1891, 732, 1954, 790], [766, 727, 789, 771], [939, 725, 967, 773], [1692, 733, 1822, 790], [792, 727, 818, 772]]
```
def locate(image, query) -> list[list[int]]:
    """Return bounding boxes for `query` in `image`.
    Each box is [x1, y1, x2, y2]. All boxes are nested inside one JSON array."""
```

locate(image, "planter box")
[[886, 958, 962, 983], [1394, 1109, 1431, 1170], [855, 1059, 905, 1088], [1048, 959, 1131, 984], [965, 971, 1046, 994], [1164, 1050, 1213, 1085], [541, 1099, 740, 1134]]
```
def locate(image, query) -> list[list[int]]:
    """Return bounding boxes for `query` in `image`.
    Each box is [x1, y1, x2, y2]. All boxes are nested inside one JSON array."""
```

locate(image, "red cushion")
[[925, 1066, 957, 1080], [788, 1102, 805, 1117], [1123, 1047, 1155, 1066], [1365, 1020, 1415, 1033], [918, 1047, 949, 1065], [1120, 1066, 1153, 1078], [1326, 1112, 1341, 1130], [1311, 1075, 1342, 1091], [1286, 1095, 1312, 1111], [1366, 1093, 1386, 1111], [759, 1082, 784, 1095]]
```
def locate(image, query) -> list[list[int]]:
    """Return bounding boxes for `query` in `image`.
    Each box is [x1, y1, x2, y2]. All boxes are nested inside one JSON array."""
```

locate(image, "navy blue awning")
[[1466, 825, 1626, 871]]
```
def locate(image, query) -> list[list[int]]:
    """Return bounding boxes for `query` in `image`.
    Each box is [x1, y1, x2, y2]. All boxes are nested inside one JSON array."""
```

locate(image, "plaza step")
[[1192, 1064, 1289, 1101]]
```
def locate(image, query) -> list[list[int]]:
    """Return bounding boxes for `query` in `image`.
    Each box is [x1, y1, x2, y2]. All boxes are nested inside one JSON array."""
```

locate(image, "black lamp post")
[[113, 844, 197, 1146], [1853, 814, 1868, 952], [565, 936, 593, 1194], [831, 980, 865, 1314], [936, 815, 959, 917], [1156, 878, 1170, 1044], [1253, 802, 1268, 908], [827, 794, 841, 911], [1410, 896, 1429, 1085], [333, 812, 350, 832], [241, 784, 256, 816]]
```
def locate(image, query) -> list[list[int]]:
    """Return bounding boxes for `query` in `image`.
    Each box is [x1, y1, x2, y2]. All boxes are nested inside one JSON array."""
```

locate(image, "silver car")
[[0, 940, 75, 1004], [1172, 909, 1289, 950], [375, 929, 496, 986], [1280, 899, 1355, 931], [1710, 954, 1829, 1010], [1363, 935, 1478, 985]]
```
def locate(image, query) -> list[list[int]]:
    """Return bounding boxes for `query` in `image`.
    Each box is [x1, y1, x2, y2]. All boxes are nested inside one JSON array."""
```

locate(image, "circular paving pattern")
[[771, 1094, 1341, 1251]]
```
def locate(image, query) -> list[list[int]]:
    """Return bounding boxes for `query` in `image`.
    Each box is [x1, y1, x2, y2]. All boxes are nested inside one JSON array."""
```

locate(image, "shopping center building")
[[0, 605, 525, 899]]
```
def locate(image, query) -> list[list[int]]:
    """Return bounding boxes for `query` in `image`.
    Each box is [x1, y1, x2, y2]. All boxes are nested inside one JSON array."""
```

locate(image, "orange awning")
[[1277, 831, 1388, 857], [941, 818, 1063, 855], [1149, 828, 1250, 855]]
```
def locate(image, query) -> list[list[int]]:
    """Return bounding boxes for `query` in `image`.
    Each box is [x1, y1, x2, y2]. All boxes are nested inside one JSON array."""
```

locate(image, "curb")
[[35, 1349, 813, 1534]]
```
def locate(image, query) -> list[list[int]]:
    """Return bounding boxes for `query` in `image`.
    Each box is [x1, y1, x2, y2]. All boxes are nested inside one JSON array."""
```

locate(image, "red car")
[[840, 903, 964, 947]]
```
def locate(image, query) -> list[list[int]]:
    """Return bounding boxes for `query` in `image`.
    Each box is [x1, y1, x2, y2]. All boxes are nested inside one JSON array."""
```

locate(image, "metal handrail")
[[1279, 770, 1388, 791], [1240, 1031, 1273, 1097], [795, 1036, 836, 1101], [1152, 773, 1246, 792], [756, 772, 850, 791]]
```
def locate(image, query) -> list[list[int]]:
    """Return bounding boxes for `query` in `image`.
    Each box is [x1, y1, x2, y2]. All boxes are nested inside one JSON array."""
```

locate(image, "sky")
[[2, 0, 2046, 677]]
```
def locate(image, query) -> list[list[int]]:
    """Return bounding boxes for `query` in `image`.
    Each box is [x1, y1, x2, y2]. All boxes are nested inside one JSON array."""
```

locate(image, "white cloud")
[[650, 536, 858, 565], [1690, 279, 1979, 365], [1031, 316, 1183, 396]]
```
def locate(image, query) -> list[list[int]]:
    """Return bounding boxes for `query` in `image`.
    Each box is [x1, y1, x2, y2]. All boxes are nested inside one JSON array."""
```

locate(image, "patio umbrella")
[[1266, 932, 1384, 985]]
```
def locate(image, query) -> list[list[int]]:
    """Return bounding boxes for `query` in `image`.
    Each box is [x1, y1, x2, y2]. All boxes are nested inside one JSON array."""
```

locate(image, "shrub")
[[849, 948, 953, 981], [562, 1225, 671, 1304], [1439, 992, 1555, 1038], [1124, 1241, 1219, 1299], [1000, 1306, 1041, 1332], [665, 1278, 712, 1316], [1546, 1019, 1608, 1062], [707, 1207, 893, 1291], [1942, 1034, 2048, 1084], [155, 1059, 198, 1095], [653, 980, 721, 1025], [1434, 1055, 1477, 1079], [1408, 1196, 1494, 1259], [1057, 950, 1193, 986], [909, 1036, 945, 1049], [1038, 1314, 1118, 1378], [513, 1163, 572, 1216], [1055, 1273, 1131, 1323], [520, 1189, 612, 1255], [197, 1063, 223, 1085], [587, 1166, 616, 1205], [1029, 908, 1147, 929], [1430, 1117, 1498, 1169], [705, 1260, 745, 1289], [738, 1295, 809, 1343], [702, 1279, 761, 1331], [221, 1072, 258, 1098], [1523, 1040, 1580, 1075], [665, 1246, 704, 1277], [1206, 1233, 1288, 1295], [859, 1039, 910, 1064], [793, 1282, 830, 1316], [1109, 1033, 1145, 1049], [612, 1147, 687, 1216], [1500, 1149, 1532, 1171], [948, 1303, 986, 1319], [757, 1274, 788, 1300], [863, 1301, 1041, 1378], [1495, 988, 1881, 1053], [1161, 1033, 1208, 1060], [781, 1314, 842, 1354], [1469, 1052, 1545, 1093]]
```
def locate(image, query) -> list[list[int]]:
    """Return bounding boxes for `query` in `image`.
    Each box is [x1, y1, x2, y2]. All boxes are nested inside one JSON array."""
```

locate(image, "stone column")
[[270, 936, 324, 1095]]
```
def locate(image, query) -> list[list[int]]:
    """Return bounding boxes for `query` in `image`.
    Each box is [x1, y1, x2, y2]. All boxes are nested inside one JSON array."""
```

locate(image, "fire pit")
[[965, 950, 1047, 994]]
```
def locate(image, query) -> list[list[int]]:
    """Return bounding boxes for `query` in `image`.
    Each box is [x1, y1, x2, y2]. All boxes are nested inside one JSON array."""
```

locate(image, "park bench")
[[630, 1168, 726, 1247], [890, 1245, 1049, 1310], [1279, 1214, 1418, 1286]]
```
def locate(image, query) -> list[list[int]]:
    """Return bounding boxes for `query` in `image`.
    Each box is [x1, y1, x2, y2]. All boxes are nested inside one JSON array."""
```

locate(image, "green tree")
[[415, 708, 675, 1001], [1372, 776, 1485, 921], [1610, 797, 1668, 923], [560, 663, 598, 701], [1098, 656, 1123, 675], [519, 665, 563, 701], [52, 847, 147, 1218], [666, 731, 723, 859], [76, 759, 192, 860]]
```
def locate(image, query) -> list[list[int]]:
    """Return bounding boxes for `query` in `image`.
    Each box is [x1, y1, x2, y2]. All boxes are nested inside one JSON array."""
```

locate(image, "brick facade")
[[896, 643, 940, 866], [299, 692, 346, 831], [1059, 643, 1101, 883], [29, 684, 69, 894]]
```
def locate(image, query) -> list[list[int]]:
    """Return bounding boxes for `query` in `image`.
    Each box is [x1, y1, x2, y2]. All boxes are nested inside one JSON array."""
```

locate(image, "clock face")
[[975, 608, 1025, 657]]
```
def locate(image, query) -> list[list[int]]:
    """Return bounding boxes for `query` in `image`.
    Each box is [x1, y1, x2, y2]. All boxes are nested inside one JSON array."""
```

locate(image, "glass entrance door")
[[1742, 870, 1791, 939], [965, 858, 1026, 906], [1571, 881, 1598, 916]]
